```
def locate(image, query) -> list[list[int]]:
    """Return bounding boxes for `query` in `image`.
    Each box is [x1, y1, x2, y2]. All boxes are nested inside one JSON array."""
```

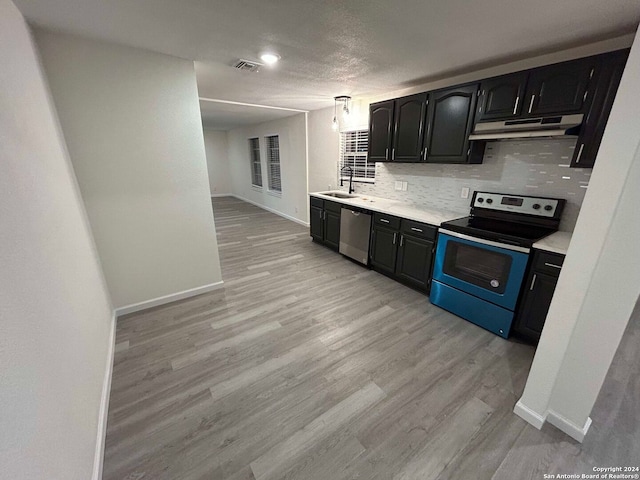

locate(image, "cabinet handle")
[[380, 218, 390, 224], [400, 235, 404, 247], [544, 262, 562, 269], [411, 227, 423, 233], [423, 148, 427, 161], [513, 95, 520, 115], [385, 148, 389, 160], [319, 210, 322, 219], [393, 233, 397, 245], [583, 90, 588, 103], [392, 148, 395, 160], [530, 274, 537, 291], [528, 95, 535, 114], [575, 143, 585, 164], [323, 211, 326, 220]]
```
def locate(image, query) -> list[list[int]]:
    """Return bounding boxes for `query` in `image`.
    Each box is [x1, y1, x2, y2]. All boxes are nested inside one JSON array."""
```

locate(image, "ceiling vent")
[[232, 59, 263, 72]]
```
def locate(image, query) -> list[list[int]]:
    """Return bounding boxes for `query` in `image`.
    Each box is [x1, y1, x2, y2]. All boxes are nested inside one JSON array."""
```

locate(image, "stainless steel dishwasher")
[[339, 207, 372, 265]]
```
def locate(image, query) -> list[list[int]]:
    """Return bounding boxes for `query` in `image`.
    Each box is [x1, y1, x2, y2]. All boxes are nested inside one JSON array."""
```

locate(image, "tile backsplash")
[[352, 138, 589, 232]]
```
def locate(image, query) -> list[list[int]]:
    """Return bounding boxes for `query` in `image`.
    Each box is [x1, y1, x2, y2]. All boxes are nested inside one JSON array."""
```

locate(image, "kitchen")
[[5, 0, 637, 478]]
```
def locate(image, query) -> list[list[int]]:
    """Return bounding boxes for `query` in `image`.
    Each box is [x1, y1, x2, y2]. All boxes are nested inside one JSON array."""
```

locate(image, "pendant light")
[[332, 95, 351, 131]]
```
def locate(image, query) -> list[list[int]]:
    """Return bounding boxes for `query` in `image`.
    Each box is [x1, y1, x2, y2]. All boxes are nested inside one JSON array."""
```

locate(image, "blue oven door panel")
[[431, 280, 513, 338], [432, 232, 529, 311]]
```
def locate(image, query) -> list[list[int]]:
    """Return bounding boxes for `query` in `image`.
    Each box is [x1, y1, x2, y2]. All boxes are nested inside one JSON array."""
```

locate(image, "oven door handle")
[[438, 229, 531, 254]]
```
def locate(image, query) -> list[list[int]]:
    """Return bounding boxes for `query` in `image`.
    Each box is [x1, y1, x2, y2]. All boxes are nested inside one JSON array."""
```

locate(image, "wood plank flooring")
[[103, 197, 640, 480]]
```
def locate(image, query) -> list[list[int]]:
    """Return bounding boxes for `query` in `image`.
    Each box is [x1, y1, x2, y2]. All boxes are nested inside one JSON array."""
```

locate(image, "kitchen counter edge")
[[309, 192, 464, 227], [533, 231, 572, 256]]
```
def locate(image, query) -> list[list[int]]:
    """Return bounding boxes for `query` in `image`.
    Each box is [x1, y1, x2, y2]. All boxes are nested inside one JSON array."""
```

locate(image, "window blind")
[[339, 129, 374, 183]]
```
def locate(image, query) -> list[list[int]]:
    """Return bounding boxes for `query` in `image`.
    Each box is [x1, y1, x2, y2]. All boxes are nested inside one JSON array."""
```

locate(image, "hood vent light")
[[233, 59, 263, 72]]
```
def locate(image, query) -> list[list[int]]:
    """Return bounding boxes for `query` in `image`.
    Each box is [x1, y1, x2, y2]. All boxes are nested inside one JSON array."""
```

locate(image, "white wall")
[[227, 113, 308, 224], [515, 27, 640, 441], [0, 1, 114, 478], [203, 129, 231, 195], [35, 31, 223, 310], [308, 106, 340, 193]]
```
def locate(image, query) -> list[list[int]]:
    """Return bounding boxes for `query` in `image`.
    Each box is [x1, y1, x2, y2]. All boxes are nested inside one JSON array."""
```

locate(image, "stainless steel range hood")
[[469, 114, 583, 140]]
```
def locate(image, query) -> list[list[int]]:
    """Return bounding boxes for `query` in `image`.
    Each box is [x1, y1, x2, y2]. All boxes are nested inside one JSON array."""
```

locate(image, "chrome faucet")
[[340, 166, 355, 194]]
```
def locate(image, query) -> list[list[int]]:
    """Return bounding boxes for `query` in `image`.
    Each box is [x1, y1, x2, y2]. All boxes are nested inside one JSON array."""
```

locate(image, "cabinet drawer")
[[373, 213, 401, 230], [400, 219, 437, 240], [310, 196, 324, 209], [533, 250, 565, 276], [324, 200, 342, 214]]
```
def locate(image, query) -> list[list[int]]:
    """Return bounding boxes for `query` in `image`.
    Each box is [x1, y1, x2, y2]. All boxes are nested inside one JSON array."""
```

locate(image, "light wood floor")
[[103, 197, 640, 480]]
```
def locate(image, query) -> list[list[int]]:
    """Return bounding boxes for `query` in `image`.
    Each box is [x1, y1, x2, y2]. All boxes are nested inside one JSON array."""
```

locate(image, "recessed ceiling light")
[[260, 53, 280, 65]]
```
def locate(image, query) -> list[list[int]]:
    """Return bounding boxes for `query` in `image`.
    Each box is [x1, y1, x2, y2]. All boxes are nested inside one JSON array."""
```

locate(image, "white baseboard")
[[92, 311, 117, 480], [210, 193, 232, 198], [115, 281, 224, 317], [547, 410, 592, 442], [513, 400, 547, 429], [230, 194, 310, 227]]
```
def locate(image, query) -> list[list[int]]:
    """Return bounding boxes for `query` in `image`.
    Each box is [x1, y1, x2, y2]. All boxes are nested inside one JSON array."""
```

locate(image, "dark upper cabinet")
[[424, 84, 479, 164], [368, 100, 395, 162], [477, 72, 528, 121], [571, 50, 629, 168], [525, 57, 596, 116], [392, 93, 428, 162]]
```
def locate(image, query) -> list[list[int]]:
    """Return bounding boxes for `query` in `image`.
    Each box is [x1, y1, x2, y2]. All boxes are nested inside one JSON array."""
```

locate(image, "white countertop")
[[309, 191, 464, 226], [533, 231, 572, 255]]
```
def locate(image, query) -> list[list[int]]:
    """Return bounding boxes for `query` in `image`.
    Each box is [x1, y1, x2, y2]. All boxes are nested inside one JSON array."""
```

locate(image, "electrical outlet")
[[402, 182, 408, 191], [328, 184, 332, 190], [394, 181, 403, 191], [461, 187, 470, 199]]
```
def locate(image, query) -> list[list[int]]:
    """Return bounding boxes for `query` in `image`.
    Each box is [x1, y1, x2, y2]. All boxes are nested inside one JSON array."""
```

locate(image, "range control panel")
[[471, 191, 562, 218]]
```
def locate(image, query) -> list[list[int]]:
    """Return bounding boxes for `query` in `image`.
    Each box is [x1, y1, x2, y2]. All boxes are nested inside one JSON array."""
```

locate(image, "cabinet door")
[[310, 205, 324, 242], [525, 58, 595, 116], [514, 271, 558, 343], [395, 234, 434, 290], [370, 226, 398, 275], [392, 93, 427, 162], [477, 72, 528, 121], [324, 210, 341, 249], [572, 50, 628, 168], [368, 100, 394, 162], [424, 84, 479, 163]]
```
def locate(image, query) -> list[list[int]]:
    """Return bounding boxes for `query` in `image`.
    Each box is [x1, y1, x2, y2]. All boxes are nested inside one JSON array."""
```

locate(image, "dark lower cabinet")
[[309, 197, 341, 250], [396, 234, 434, 289], [370, 214, 436, 291], [513, 250, 565, 344], [370, 225, 398, 275]]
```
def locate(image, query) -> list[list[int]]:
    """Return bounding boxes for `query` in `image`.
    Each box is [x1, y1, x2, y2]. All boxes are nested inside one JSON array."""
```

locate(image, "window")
[[266, 135, 281, 193], [339, 129, 374, 183], [249, 137, 262, 187]]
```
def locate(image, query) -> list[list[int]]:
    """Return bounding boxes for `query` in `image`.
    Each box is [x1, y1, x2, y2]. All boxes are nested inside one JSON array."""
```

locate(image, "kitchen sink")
[[319, 192, 357, 199]]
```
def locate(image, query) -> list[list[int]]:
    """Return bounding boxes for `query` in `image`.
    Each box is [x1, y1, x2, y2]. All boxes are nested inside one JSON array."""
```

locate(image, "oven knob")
[[532, 203, 541, 210], [486, 198, 493, 204], [544, 205, 553, 211], [477, 197, 484, 203]]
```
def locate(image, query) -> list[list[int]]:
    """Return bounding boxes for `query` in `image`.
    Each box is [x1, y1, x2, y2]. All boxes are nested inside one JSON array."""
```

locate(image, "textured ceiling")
[[15, 0, 640, 129]]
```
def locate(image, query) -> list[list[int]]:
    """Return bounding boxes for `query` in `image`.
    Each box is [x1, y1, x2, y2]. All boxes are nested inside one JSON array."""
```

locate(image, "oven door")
[[432, 229, 530, 310]]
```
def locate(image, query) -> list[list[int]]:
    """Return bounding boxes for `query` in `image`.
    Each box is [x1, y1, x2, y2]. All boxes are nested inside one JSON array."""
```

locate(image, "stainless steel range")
[[431, 191, 565, 338]]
